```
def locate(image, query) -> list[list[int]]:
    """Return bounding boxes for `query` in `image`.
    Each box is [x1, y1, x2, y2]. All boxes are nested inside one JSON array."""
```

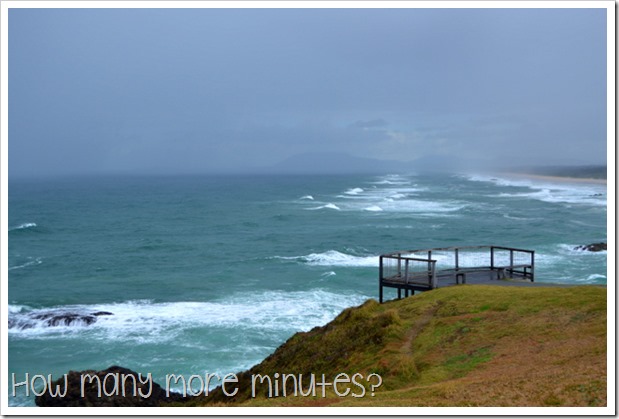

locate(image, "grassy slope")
[[191, 285, 606, 407]]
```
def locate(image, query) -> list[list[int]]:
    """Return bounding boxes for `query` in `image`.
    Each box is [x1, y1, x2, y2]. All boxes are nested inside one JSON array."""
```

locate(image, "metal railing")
[[379, 254, 438, 288], [489, 246, 535, 281], [379, 245, 535, 302]]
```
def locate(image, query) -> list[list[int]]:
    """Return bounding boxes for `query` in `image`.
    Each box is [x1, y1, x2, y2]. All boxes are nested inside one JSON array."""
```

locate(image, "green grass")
[[187, 285, 606, 407]]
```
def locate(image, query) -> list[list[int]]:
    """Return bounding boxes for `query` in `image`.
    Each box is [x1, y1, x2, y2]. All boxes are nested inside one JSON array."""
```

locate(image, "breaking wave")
[[8, 289, 370, 342], [9, 222, 37, 232], [344, 188, 364, 195], [307, 203, 341, 211], [274, 250, 378, 267], [464, 174, 607, 207], [8, 257, 43, 271]]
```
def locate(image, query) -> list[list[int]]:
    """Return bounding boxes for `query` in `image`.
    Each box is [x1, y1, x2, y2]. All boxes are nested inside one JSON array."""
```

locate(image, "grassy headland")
[[191, 285, 606, 407]]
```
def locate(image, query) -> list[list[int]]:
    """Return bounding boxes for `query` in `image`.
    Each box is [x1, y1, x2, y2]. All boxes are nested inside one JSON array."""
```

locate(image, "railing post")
[[455, 248, 459, 271], [530, 251, 535, 282], [428, 250, 432, 274], [490, 246, 494, 270], [379, 256, 384, 303], [510, 249, 514, 274], [404, 259, 410, 285]]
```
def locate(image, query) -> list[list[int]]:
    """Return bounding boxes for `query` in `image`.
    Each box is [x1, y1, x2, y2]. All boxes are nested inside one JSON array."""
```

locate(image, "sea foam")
[[7, 289, 369, 342], [275, 250, 378, 267], [465, 174, 607, 207]]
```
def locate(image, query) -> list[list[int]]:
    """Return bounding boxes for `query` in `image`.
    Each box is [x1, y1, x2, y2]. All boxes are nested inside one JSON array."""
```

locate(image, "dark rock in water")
[[32, 312, 98, 327], [92, 311, 114, 317], [575, 243, 607, 252], [9, 310, 114, 330], [35, 366, 193, 407]]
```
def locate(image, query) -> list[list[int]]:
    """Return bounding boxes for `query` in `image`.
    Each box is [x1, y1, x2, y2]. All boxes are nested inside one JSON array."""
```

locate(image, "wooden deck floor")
[[381, 269, 576, 302], [437, 269, 523, 287]]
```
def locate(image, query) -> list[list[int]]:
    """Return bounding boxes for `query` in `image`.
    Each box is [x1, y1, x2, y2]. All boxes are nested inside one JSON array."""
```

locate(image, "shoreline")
[[32, 285, 607, 408], [502, 172, 607, 185]]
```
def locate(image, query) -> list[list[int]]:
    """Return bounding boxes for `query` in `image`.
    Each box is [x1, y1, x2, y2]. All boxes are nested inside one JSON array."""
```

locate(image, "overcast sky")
[[8, 6, 608, 177]]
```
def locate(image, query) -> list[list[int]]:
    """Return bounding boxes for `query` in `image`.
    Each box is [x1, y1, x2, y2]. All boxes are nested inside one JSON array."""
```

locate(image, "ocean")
[[7, 172, 607, 406]]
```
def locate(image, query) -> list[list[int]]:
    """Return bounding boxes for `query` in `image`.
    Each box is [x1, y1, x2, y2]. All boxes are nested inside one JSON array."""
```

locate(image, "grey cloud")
[[8, 7, 608, 177]]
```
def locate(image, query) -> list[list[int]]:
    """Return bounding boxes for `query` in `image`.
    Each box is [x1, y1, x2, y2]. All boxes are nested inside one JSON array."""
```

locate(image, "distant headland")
[[505, 164, 607, 184]]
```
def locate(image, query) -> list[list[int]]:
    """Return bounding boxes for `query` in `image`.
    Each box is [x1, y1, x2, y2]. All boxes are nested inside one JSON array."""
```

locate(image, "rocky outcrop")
[[9, 310, 113, 330], [575, 243, 607, 252], [35, 366, 192, 407]]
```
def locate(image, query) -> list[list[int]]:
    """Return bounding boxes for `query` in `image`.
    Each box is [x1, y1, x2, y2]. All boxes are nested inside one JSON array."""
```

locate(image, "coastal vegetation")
[[36, 285, 607, 408], [198, 285, 607, 407]]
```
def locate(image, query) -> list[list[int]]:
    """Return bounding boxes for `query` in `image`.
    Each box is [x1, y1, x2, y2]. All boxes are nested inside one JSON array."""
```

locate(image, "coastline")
[[502, 172, 607, 185], [32, 285, 607, 409], [10, 173, 608, 409]]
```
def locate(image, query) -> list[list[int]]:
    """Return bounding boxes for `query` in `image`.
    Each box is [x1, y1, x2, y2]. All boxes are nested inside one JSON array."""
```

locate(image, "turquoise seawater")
[[7, 173, 607, 406]]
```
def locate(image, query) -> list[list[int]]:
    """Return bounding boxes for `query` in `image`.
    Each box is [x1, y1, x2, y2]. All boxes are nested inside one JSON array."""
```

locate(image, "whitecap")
[[8, 257, 43, 271], [371, 174, 412, 185], [364, 205, 383, 212], [299, 195, 314, 200], [466, 174, 607, 207], [307, 203, 341, 211], [372, 180, 409, 185], [9, 304, 31, 314], [380, 199, 467, 214], [344, 188, 364, 195], [9, 222, 37, 232], [275, 250, 378, 267], [502, 214, 534, 221]]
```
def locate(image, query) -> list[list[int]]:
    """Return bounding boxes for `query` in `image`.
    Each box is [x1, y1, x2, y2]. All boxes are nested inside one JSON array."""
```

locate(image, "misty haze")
[[8, 7, 607, 178]]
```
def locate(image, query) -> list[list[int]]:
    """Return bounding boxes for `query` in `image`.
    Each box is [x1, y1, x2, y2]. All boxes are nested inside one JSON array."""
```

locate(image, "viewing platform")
[[379, 245, 535, 303]]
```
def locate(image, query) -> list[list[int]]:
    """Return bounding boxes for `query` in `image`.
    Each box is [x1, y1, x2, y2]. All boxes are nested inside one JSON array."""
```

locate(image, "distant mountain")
[[263, 152, 414, 174]]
